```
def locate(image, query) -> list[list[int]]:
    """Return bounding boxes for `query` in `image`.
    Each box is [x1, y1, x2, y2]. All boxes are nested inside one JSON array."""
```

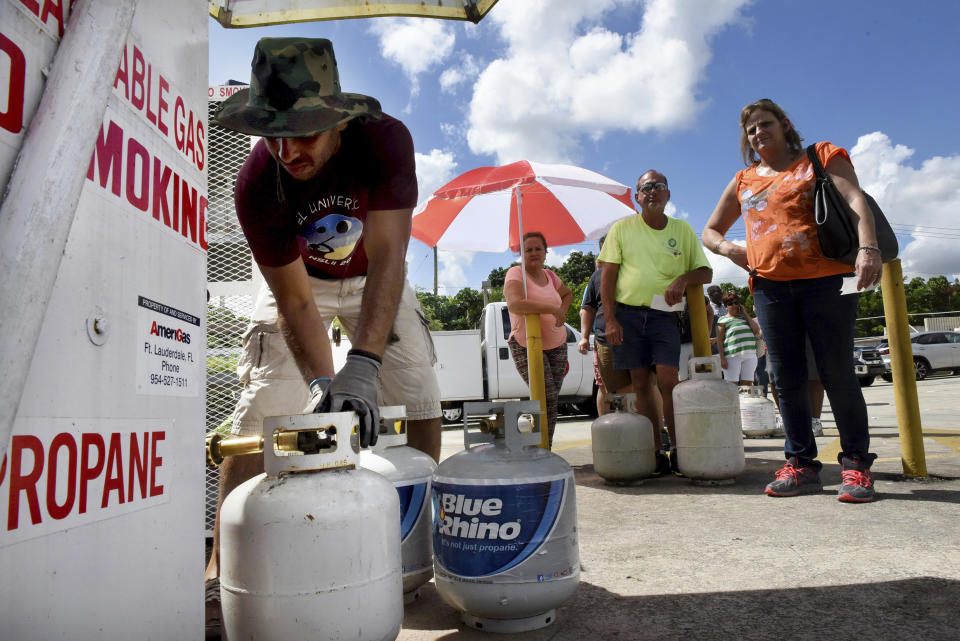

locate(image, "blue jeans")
[[752, 275, 876, 469]]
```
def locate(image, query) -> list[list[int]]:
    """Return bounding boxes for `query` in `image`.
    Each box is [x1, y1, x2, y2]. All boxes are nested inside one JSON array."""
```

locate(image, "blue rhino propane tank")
[[432, 401, 580, 633], [359, 406, 438, 603], [220, 412, 403, 641], [673, 357, 745, 483], [591, 394, 655, 483]]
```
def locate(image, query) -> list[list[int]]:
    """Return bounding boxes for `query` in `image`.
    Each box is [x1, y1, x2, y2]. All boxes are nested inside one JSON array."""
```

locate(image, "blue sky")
[[209, 0, 960, 294]]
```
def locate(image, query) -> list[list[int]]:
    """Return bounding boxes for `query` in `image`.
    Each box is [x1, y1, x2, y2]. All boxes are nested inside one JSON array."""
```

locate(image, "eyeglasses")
[[638, 181, 667, 193]]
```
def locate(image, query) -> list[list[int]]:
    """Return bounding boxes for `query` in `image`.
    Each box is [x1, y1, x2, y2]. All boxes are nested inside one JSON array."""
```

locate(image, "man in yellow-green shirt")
[[598, 169, 712, 475]]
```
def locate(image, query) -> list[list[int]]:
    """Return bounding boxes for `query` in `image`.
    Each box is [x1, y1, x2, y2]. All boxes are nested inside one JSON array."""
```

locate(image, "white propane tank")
[[220, 412, 403, 641], [359, 406, 438, 604], [591, 395, 655, 483], [739, 386, 778, 437], [432, 401, 579, 633], [673, 356, 745, 483]]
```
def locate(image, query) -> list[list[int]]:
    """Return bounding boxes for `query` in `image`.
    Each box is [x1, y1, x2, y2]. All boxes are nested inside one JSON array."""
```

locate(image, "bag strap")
[[805, 143, 829, 182], [546, 268, 559, 289]]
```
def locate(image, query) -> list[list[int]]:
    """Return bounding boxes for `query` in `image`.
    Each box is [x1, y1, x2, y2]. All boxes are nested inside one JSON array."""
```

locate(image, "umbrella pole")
[[515, 187, 550, 449]]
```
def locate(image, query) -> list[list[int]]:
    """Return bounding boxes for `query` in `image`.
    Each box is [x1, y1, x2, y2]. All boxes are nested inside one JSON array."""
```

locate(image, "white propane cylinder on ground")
[[591, 395, 655, 483], [432, 401, 580, 633], [359, 406, 438, 604], [673, 356, 745, 483], [220, 412, 403, 641], [739, 386, 778, 437]]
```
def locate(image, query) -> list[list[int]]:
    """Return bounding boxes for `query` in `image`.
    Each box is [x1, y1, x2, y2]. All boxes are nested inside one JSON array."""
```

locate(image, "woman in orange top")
[[504, 231, 573, 445], [703, 99, 881, 503]]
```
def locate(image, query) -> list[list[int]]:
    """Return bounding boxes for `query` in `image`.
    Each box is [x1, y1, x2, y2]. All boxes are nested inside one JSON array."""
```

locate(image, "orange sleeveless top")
[[736, 141, 854, 282]]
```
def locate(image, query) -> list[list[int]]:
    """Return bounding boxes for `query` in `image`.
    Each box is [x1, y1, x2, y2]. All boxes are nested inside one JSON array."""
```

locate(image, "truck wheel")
[[858, 376, 875, 387], [914, 358, 930, 381], [881, 373, 893, 383], [441, 406, 463, 425]]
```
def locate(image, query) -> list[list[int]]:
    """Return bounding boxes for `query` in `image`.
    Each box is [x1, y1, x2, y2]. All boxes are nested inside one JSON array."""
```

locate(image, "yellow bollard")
[[880, 259, 928, 478], [524, 313, 550, 449], [686, 284, 711, 358]]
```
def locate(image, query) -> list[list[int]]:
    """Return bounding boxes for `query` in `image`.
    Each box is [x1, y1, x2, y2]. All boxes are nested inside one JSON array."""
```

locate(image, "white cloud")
[[665, 202, 689, 220], [546, 247, 575, 267], [370, 18, 456, 96], [705, 240, 749, 288], [439, 54, 480, 94], [415, 148, 458, 202], [465, 0, 751, 163], [850, 132, 960, 280], [437, 250, 475, 292]]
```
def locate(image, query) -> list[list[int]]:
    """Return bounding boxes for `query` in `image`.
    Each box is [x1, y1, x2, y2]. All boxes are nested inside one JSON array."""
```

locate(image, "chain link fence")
[[205, 87, 254, 536]]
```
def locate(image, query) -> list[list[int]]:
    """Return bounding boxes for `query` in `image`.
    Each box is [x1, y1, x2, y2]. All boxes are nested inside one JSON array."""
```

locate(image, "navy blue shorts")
[[611, 304, 681, 370]]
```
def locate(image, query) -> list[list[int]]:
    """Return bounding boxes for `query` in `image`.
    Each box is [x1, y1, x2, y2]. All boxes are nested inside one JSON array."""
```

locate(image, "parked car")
[[876, 341, 893, 382], [908, 331, 960, 380], [854, 345, 885, 386]]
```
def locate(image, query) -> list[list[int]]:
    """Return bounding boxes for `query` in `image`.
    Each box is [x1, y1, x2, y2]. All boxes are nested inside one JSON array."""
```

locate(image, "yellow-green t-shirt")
[[597, 214, 710, 307]]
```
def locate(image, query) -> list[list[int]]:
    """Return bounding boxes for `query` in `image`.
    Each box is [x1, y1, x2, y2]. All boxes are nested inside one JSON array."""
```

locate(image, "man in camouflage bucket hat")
[[215, 38, 382, 137], [205, 38, 441, 633]]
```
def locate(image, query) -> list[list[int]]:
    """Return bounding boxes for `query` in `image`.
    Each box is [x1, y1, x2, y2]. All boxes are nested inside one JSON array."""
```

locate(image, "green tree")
[[551, 251, 597, 290], [487, 264, 517, 288]]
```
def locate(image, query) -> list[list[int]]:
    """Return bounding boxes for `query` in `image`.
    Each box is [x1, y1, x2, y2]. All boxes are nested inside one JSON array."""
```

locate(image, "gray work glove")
[[317, 351, 382, 448]]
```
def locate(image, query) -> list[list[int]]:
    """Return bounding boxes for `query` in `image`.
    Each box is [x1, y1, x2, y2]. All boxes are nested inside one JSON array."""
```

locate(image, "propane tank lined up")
[[739, 386, 779, 438], [359, 406, 438, 604], [673, 356, 746, 484], [591, 394, 656, 484], [219, 412, 403, 641], [432, 400, 580, 634]]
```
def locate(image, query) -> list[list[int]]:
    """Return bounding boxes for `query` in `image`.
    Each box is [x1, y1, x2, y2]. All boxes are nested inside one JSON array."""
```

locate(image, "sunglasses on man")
[[638, 181, 668, 193]]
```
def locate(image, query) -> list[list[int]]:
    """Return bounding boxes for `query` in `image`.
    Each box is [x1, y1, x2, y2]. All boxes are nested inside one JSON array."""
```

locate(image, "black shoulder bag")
[[806, 144, 898, 265]]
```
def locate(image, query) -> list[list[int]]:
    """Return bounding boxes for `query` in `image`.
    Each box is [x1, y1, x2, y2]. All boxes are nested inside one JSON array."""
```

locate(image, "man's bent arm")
[[353, 208, 413, 356], [260, 259, 335, 383], [664, 266, 713, 306]]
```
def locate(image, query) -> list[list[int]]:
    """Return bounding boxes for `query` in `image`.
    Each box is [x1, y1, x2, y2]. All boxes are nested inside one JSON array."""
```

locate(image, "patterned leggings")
[[508, 338, 568, 444]]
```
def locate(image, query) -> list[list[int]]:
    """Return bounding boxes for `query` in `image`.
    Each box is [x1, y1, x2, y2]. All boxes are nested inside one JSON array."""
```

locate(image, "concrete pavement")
[[398, 374, 960, 641]]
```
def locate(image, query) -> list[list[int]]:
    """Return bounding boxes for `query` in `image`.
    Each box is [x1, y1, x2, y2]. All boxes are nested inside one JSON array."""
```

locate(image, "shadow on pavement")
[[402, 577, 960, 641], [569, 459, 960, 503]]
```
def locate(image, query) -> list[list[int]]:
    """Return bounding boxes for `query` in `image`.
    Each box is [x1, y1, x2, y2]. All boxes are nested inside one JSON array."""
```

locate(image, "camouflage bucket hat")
[[213, 37, 382, 137]]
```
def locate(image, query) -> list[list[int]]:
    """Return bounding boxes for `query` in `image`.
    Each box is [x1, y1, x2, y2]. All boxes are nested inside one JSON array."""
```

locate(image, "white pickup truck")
[[331, 301, 597, 423], [430, 302, 597, 423]]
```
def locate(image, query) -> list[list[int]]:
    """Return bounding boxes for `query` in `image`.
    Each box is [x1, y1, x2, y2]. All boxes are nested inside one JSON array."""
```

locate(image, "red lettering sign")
[[0, 32, 26, 135], [5, 430, 167, 532]]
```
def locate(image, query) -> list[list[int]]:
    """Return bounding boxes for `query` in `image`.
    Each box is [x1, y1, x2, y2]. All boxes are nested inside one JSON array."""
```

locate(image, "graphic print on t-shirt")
[[299, 212, 364, 262]]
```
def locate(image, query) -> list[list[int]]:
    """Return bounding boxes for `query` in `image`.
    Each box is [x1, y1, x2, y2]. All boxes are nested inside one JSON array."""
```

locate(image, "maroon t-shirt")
[[234, 114, 417, 279]]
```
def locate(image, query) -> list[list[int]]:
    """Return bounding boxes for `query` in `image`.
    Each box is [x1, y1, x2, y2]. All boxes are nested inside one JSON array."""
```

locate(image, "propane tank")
[[220, 412, 403, 641], [432, 401, 579, 633], [739, 386, 778, 437], [359, 406, 438, 604], [590, 395, 655, 483], [673, 356, 745, 483]]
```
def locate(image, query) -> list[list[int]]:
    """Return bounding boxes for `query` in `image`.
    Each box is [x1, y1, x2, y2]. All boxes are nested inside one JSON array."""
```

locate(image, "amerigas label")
[[432, 478, 566, 578]]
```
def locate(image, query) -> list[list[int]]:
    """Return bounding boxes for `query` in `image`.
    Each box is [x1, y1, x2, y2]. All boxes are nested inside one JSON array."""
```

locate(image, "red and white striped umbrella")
[[411, 160, 636, 252]]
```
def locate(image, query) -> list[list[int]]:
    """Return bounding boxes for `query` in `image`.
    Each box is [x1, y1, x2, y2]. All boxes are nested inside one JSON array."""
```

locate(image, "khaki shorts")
[[595, 342, 632, 393], [231, 277, 441, 435]]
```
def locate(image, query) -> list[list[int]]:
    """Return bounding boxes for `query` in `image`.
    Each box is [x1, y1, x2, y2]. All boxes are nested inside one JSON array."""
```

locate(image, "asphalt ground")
[[398, 374, 960, 641]]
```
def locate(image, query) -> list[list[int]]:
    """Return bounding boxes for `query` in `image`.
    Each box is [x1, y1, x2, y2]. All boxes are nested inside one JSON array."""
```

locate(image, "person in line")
[[716, 292, 762, 386], [703, 98, 881, 502], [205, 37, 442, 612], [600, 170, 712, 475], [504, 231, 573, 445], [579, 238, 635, 416]]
